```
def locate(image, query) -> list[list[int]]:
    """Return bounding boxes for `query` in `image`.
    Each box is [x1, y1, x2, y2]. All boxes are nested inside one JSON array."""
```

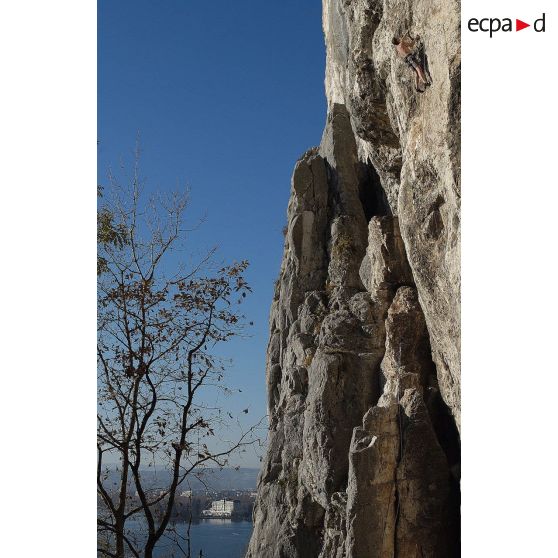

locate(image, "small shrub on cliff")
[[332, 232, 354, 260]]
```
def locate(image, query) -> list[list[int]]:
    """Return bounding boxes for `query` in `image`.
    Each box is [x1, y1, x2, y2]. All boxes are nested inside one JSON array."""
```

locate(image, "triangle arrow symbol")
[[516, 19, 530, 31]]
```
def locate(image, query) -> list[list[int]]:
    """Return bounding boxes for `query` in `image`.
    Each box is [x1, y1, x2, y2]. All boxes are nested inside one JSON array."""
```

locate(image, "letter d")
[[534, 13, 546, 32]]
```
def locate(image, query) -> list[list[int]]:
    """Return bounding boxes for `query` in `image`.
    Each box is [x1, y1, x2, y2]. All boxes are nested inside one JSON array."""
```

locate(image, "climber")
[[392, 34, 432, 93]]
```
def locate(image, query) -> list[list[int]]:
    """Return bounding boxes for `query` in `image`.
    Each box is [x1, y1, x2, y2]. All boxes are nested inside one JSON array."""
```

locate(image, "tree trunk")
[[144, 537, 155, 558], [115, 517, 125, 558]]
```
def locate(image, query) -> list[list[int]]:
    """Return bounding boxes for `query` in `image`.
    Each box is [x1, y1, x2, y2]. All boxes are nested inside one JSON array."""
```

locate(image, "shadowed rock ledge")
[[247, 0, 460, 556]]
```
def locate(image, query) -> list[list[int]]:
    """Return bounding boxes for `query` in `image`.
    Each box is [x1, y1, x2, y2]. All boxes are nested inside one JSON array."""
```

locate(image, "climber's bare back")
[[394, 36, 416, 58]]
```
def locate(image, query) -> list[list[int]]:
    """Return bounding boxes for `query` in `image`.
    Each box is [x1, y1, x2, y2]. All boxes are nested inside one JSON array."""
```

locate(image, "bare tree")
[[97, 162, 257, 558]]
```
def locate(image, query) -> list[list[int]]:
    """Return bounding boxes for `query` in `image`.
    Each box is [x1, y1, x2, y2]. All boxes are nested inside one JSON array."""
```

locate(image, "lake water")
[[149, 519, 253, 558]]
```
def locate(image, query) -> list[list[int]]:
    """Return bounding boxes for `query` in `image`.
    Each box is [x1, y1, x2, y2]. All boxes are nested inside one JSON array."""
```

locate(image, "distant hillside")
[[101, 467, 260, 492]]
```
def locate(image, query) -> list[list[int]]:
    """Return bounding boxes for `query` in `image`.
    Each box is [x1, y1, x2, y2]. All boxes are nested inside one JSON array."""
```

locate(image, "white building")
[[201, 499, 238, 518]]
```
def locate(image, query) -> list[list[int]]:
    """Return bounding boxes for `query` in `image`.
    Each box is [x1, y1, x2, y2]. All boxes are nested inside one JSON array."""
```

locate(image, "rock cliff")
[[247, 0, 460, 556]]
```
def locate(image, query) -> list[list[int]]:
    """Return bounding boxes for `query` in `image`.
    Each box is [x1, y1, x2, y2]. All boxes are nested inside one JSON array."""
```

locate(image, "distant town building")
[[180, 490, 192, 498], [201, 499, 239, 518]]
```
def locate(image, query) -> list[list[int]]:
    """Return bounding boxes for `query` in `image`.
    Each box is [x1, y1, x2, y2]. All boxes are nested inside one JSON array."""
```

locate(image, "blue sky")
[[98, 1, 326, 467]]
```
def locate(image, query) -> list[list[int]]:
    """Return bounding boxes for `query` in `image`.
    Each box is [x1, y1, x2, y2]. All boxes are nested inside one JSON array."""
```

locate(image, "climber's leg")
[[406, 54, 427, 92], [424, 56, 433, 86], [414, 63, 429, 87], [415, 71, 426, 93]]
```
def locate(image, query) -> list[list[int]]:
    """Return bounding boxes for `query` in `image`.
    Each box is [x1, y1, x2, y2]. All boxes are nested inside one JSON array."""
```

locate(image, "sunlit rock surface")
[[247, 0, 460, 555]]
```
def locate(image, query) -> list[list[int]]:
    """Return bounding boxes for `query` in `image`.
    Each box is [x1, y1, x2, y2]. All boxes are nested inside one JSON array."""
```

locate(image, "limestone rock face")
[[247, 0, 460, 556], [323, 0, 461, 429]]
